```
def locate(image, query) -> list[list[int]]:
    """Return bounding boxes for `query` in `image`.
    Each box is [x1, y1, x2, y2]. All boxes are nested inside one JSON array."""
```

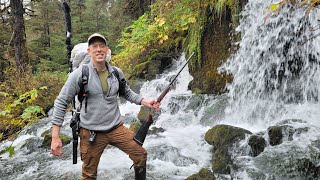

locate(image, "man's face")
[[87, 39, 109, 64]]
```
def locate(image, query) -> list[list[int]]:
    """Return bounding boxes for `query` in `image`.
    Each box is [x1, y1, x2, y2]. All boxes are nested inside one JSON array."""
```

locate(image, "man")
[[51, 33, 159, 180]]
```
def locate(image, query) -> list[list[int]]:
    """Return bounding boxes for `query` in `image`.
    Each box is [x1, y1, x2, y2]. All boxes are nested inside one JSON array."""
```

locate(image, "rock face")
[[188, 0, 248, 94]]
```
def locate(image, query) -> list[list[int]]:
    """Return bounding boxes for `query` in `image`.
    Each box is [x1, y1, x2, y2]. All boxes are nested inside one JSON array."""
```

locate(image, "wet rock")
[[129, 120, 141, 134], [268, 119, 310, 146], [41, 133, 72, 149], [268, 126, 283, 146], [186, 168, 216, 180], [248, 134, 266, 157], [205, 124, 252, 174]]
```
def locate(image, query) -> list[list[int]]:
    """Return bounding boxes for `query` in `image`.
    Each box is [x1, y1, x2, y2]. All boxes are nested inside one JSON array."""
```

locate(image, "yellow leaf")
[[182, 27, 189, 31], [39, 86, 48, 90], [158, 18, 165, 26], [163, 35, 168, 41], [188, 17, 196, 23], [148, 25, 156, 32], [270, 3, 280, 11]]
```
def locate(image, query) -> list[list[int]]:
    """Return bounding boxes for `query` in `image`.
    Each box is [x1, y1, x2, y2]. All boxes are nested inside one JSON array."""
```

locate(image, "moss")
[[205, 124, 252, 147], [205, 124, 252, 174], [129, 120, 141, 134], [137, 106, 151, 122], [192, 88, 203, 94], [212, 147, 232, 174], [186, 168, 216, 180], [114, 0, 243, 74], [41, 133, 72, 149]]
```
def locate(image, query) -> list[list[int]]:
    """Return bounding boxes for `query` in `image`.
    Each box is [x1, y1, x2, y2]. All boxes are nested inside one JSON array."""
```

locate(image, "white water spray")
[[220, 0, 320, 131]]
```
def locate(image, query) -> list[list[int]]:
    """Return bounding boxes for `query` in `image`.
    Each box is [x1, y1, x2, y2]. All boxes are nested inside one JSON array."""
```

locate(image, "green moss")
[[186, 168, 216, 180], [129, 120, 141, 134], [205, 124, 252, 147], [41, 133, 72, 149], [137, 106, 151, 122], [192, 88, 203, 94]]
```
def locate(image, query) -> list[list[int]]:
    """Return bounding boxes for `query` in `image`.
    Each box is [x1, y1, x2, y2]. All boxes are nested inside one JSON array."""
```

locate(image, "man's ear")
[[87, 47, 90, 54]]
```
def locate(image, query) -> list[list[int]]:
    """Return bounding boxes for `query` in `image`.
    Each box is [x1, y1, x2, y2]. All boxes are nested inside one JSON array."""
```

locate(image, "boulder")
[[205, 124, 252, 174], [248, 134, 266, 157]]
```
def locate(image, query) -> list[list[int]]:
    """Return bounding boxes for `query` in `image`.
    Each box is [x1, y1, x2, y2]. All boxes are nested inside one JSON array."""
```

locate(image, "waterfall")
[[220, 0, 320, 131], [218, 0, 320, 179]]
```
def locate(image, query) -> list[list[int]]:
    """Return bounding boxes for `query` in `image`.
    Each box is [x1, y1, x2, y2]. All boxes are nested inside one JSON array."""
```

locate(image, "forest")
[[0, 0, 242, 142]]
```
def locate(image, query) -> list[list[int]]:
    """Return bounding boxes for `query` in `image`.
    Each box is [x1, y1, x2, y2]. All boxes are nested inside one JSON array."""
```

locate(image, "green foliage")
[[0, 67, 65, 142], [114, 0, 199, 69], [114, 0, 241, 72], [5, 146, 15, 157], [0, 88, 45, 126], [21, 105, 46, 121]]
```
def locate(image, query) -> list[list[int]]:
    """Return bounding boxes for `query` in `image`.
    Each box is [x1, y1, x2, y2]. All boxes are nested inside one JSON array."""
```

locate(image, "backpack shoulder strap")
[[78, 65, 89, 112], [112, 66, 120, 79], [112, 66, 126, 96]]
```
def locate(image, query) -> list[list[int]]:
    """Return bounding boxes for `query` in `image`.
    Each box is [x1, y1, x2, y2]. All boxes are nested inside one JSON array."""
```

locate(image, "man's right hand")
[[51, 125, 62, 156], [51, 137, 63, 156]]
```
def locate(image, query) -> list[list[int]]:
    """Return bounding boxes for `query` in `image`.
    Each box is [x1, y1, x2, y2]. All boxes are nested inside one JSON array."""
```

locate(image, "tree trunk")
[[10, 0, 29, 74], [43, 6, 50, 47]]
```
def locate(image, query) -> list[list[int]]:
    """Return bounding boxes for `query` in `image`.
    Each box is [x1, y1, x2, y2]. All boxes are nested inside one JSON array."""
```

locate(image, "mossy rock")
[[212, 147, 232, 174], [186, 168, 216, 180], [41, 133, 72, 149], [129, 120, 141, 134], [205, 124, 252, 148], [205, 124, 252, 174], [137, 106, 150, 122]]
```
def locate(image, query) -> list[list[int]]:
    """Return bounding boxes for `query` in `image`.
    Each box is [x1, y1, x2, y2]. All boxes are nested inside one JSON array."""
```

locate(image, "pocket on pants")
[[80, 128, 89, 161]]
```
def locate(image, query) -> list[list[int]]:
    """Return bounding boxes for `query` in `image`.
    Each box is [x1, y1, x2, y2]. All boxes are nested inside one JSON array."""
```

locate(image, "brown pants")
[[79, 124, 147, 180]]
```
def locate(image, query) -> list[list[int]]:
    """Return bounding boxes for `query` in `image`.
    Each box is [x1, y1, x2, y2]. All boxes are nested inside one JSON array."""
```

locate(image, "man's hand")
[[51, 137, 63, 156], [51, 124, 62, 156], [141, 98, 160, 111]]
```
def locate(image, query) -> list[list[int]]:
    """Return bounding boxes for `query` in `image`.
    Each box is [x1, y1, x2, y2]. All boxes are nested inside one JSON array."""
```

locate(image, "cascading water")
[[219, 0, 320, 179], [0, 55, 222, 180], [220, 0, 320, 129]]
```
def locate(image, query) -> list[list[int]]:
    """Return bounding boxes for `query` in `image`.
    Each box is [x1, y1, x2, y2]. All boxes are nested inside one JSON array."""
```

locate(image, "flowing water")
[[219, 0, 320, 179], [1, 0, 320, 179]]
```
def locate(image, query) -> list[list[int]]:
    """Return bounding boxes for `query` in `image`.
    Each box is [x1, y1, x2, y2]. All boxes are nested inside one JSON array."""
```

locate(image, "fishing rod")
[[134, 52, 195, 146]]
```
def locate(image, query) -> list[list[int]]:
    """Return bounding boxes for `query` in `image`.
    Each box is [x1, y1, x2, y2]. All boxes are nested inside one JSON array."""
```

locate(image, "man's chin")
[[97, 58, 106, 62]]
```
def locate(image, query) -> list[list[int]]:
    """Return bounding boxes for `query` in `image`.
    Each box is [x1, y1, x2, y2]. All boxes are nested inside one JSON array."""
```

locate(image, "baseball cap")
[[87, 33, 108, 46]]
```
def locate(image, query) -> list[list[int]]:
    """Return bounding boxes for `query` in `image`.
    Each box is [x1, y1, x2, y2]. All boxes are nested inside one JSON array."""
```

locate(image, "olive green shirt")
[[97, 69, 109, 94]]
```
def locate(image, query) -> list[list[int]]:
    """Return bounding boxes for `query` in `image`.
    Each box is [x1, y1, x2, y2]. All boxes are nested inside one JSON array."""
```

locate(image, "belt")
[[101, 122, 123, 133], [81, 122, 123, 133]]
